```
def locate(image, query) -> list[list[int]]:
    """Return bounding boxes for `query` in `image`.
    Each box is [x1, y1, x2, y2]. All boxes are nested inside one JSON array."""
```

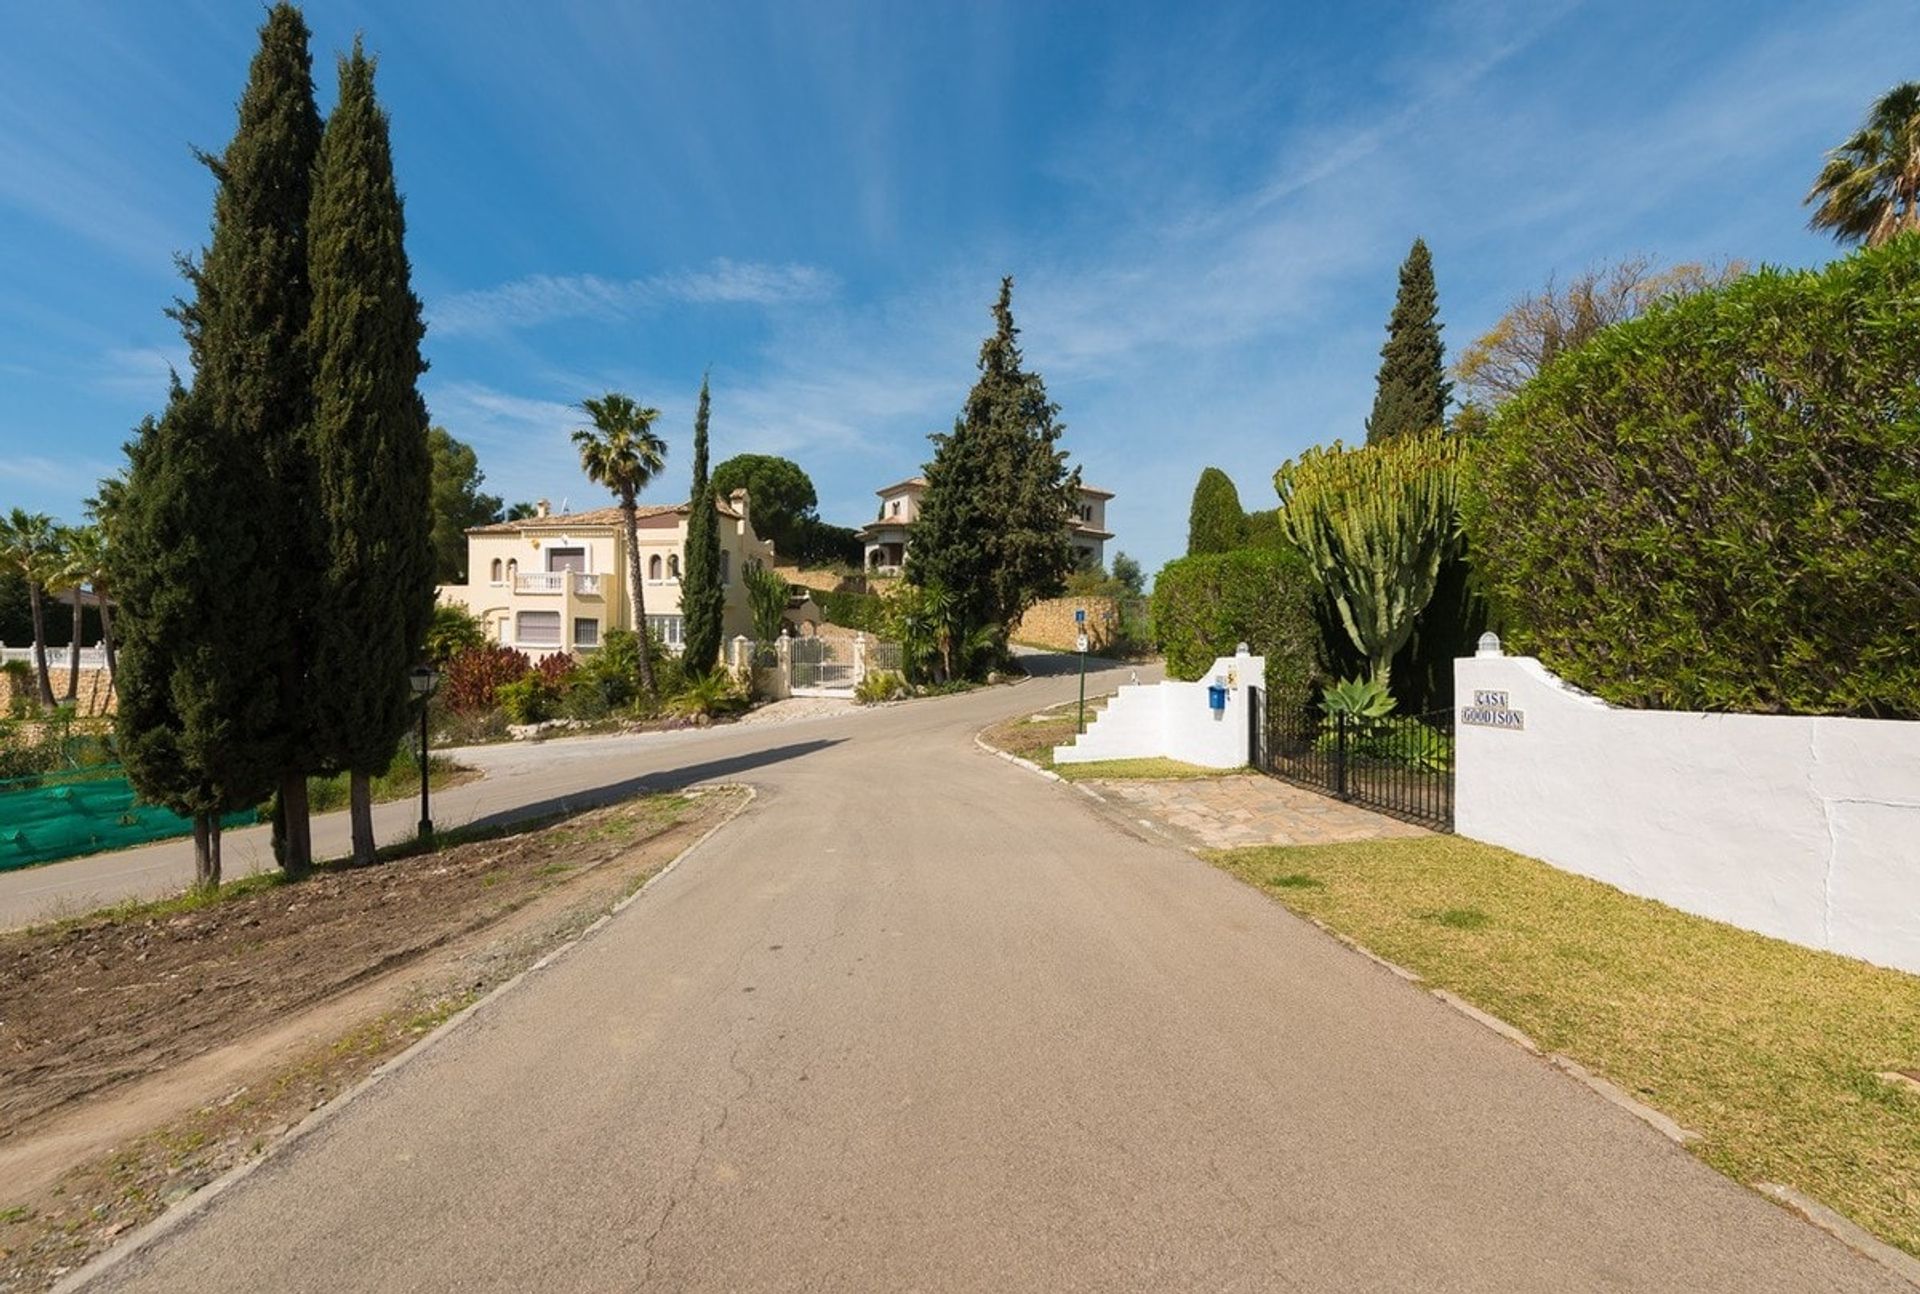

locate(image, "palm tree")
[[62, 525, 112, 707], [43, 527, 89, 704], [1806, 82, 1920, 246], [573, 393, 668, 697], [83, 476, 127, 683], [0, 509, 60, 708]]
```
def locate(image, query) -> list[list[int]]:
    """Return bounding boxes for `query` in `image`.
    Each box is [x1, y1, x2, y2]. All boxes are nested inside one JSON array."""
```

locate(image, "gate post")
[[853, 633, 867, 682]]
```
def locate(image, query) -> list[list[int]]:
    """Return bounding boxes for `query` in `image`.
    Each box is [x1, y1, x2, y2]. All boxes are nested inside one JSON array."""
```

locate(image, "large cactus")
[[1274, 432, 1462, 686]]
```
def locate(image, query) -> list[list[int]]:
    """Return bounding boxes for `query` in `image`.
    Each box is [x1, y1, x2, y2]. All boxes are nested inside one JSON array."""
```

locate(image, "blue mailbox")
[[1207, 678, 1229, 713]]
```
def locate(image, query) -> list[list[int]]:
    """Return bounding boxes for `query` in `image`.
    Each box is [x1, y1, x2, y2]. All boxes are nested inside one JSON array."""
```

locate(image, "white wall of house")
[[1455, 646, 1920, 975], [1054, 649, 1263, 769]]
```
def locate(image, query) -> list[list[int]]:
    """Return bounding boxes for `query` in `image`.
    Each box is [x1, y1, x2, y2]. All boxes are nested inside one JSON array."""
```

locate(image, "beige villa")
[[437, 492, 776, 657], [859, 476, 1115, 575]]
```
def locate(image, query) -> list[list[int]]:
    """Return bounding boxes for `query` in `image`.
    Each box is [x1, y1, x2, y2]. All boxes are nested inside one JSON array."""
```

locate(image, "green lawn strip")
[[1207, 835, 1920, 1257], [1053, 756, 1232, 782]]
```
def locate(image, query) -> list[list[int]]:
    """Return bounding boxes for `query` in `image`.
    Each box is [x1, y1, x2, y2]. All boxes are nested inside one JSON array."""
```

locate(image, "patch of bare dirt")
[[0, 786, 748, 1292]]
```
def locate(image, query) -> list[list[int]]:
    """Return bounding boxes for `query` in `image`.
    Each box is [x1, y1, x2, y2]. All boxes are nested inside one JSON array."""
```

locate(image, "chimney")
[[729, 488, 750, 533], [535, 498, 551, 519]]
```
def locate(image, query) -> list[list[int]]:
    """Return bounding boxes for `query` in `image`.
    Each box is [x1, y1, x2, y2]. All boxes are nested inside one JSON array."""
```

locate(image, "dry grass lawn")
[[1210, 835, 1920, 1258]]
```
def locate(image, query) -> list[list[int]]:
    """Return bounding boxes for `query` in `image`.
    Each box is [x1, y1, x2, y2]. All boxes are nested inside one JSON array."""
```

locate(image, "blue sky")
[[2, 0, 1913, 574]]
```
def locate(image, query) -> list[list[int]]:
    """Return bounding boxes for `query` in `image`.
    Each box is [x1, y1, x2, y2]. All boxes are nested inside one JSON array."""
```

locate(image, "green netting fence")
[[0, 765, 259, 871]]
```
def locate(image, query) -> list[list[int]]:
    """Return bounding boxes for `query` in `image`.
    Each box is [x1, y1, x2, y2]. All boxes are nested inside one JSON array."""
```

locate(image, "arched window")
[[719, 551, 731, 584], [505, 558, 518, 584], [489, 558, 503, 584], [668, 553, 681, 580], [648, 554, 663, 580]]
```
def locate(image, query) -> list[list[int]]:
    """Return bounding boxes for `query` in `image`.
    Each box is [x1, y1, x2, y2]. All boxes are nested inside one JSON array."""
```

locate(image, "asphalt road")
[[77, 656, 1902, 1291]]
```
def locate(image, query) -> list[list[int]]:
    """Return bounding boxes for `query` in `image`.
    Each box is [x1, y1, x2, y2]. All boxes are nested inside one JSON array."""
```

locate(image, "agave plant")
[[1317, 675, 1396, 722]]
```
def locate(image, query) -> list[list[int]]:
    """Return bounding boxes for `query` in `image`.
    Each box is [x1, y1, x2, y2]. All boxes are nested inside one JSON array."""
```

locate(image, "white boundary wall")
[[1456, 646, 1920, 974], [1054, 648, 1263, 769]]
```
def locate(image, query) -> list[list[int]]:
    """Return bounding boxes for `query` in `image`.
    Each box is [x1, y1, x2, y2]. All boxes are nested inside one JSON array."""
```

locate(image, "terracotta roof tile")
[[465, 497, 738, 535]]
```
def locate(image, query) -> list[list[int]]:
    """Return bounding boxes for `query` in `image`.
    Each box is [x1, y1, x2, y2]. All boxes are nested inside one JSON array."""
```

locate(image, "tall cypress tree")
[[172, 2, 325, 872], [679, 374, 725, 677], [116, 384, 277, 886], [306, 41, 434, 864], [1365, 238, 1452, 444], [909, 277, 1077, 639], [1186, 467, 1249, 555]]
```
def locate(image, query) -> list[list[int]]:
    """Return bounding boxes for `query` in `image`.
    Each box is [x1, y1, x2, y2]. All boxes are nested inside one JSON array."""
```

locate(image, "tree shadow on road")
[[455, 737, 846, 835]]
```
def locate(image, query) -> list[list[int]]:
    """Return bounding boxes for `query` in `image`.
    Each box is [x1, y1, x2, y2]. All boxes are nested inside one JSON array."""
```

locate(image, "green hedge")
[[1150, 547, 1323, 702], [1467, 239, 1920, 717], [819, 588, 887, 632]]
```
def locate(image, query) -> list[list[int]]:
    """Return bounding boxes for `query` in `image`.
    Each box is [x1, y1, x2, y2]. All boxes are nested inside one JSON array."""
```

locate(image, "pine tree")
[[1365, 238, 1452, 444], [908, 278, 1077, 646], [171, 2, 325, 872], [1186, 467, 1249, 555], [306, 41, 434, 864], [679, 374, 726, 677]]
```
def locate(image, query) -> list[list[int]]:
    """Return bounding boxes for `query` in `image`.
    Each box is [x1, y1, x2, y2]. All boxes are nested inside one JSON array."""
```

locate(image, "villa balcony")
[[515, 572, 604, 596]]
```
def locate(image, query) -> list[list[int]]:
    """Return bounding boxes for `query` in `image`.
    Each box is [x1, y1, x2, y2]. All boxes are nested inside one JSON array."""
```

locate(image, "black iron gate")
[[1259, 693, 1455, 831]]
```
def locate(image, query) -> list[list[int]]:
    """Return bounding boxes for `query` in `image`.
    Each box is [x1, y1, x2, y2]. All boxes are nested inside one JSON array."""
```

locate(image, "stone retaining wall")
[[1, 667, 116, 717], [1010, 597, 1121, 652]]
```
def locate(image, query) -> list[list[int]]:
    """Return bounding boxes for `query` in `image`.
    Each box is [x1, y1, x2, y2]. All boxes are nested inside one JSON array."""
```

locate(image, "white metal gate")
[[790, 637, 857, 696]]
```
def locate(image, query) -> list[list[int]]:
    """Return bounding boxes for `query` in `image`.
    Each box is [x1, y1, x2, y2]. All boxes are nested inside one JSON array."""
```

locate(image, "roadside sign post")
[[1075, 608, 1088, 734]]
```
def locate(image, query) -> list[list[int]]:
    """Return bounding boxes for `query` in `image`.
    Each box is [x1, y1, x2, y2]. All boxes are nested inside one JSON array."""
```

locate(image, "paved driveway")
[[60, 655, 1904, 1291]]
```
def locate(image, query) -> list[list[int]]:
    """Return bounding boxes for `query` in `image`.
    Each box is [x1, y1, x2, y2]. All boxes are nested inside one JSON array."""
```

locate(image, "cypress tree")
[[171, 2, 325, 872], [1365, 238, 1452, 444], [908, 277, 1077, 641], [117, 384, 279, 886], [679, 374, 725, 677], [306, 41, 434, 864], [1186, 467, 1249, 555]]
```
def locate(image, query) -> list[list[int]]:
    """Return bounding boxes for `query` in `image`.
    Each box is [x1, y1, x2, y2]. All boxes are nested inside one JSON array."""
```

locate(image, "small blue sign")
[[1075, 607, 1086, 624]]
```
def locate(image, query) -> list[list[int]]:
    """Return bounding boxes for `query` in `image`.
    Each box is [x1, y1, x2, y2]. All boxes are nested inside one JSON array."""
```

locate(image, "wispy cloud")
[[97, 344, 189, 397], [428, 258, 838, 336]]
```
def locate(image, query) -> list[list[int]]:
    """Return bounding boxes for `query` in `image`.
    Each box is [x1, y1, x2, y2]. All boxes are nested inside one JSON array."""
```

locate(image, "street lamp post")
[[408, 664, 440, 842]]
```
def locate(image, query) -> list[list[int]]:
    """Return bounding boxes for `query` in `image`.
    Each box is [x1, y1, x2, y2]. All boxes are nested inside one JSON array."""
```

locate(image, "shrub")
[[442, 644, 531, 713], [1186, 466, 1249, 555], [429, 696, 508, 746], [854, 670, 906, 705], [1468, 239, 1920, 717], [1150, 547, 1324, 704], [497, 674, 563, 725], [576, 629, 645, 709], [424, 603, 485, 666], [819, 588, 886, 632], [2, 659, 33, 717], [534, 652, 577, 684], [670, 670, 746, 721], [559, 676, 613, 721]]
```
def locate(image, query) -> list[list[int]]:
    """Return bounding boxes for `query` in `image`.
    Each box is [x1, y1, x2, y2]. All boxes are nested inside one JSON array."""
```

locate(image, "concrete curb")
[[971, 731, 1064, 783], [1429, 989, 1542, 1055], [1547, 1054, 1699, 1146], [1756, 1183, 1920, 1289], [52, 785, 757, 1294]]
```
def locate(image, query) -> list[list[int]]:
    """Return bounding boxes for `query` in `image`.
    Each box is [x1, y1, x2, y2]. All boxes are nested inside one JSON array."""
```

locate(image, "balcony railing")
[[515, 571, 605, 595]]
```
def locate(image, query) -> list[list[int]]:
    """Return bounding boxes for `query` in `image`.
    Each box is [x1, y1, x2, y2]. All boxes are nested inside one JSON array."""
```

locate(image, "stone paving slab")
[[1085, 773, 1429, 850]]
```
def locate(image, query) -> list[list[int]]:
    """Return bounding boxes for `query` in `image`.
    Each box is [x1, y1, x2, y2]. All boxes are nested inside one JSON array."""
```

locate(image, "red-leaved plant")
[[443, 645, 532, 713]]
